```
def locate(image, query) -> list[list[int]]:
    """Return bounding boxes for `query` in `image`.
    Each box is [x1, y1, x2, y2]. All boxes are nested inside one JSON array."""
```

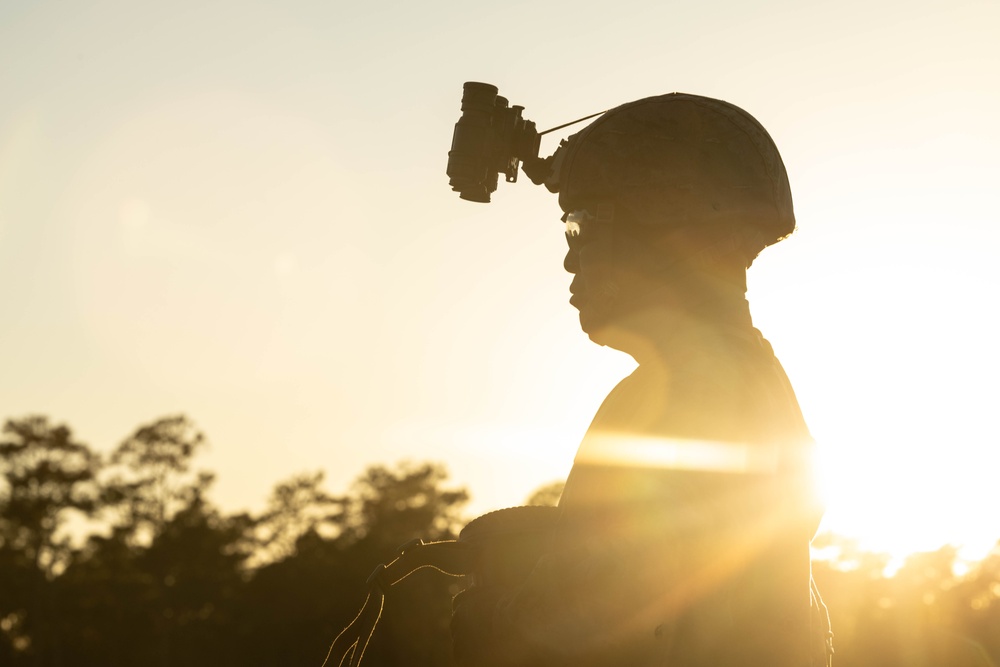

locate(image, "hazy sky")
[[2, 0, 998, 560]]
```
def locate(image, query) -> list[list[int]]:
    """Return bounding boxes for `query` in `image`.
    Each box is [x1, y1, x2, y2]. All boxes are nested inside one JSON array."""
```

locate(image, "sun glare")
[[814, 433, 1000, 571], [576, 433, 782, 475], [561, 426, 998, 572]]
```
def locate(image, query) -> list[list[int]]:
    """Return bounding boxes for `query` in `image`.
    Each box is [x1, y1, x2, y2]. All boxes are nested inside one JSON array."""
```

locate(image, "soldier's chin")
[[578, 309, 618, 346], [578, 303, 651, 354]]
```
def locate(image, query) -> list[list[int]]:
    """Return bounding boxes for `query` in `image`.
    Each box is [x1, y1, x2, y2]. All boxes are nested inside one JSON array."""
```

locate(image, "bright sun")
[[814, 431, 999, 570], [749, 228, 1000, 573]]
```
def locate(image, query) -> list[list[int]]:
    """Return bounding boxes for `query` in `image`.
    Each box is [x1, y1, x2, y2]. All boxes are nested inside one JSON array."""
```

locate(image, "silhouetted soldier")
[[452, 93, 831, 667]]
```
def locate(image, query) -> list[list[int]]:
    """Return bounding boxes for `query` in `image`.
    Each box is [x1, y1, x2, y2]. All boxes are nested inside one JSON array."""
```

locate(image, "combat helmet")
[[544, 93, 795, 264]]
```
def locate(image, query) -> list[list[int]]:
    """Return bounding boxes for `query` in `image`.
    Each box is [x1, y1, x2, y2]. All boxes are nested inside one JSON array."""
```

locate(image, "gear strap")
[[321, 539, 473, 667], [811, 577, 835, 667]]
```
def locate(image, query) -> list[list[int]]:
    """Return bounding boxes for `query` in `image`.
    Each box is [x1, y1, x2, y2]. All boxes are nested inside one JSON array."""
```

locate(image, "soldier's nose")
[[564, 249, 579, 274]]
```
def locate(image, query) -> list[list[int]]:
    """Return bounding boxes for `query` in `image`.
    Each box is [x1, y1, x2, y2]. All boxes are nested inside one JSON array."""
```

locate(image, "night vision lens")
[[447, 82, 501, 203]]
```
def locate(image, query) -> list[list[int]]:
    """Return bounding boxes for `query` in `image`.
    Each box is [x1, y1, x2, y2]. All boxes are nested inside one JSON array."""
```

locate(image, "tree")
[[103, 415, 209, 544], [0, 415, 100, 664], [57, 416, 251, 667], [338, 461, 470, 555], [135, 492, 251, 667], [0, 416, 100, 574], [811, 537, 999, 667], [525, 480, 564, 507], [251, 470, 342, 567], [233, 462, 470, 667]]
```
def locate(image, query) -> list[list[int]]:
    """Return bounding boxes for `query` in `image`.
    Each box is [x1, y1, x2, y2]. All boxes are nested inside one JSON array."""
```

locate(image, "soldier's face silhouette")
[[563, 212, 672, 347]]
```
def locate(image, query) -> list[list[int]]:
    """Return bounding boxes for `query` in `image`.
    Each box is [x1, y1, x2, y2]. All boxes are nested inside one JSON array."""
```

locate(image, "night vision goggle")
[[445, 82, 605, 203]]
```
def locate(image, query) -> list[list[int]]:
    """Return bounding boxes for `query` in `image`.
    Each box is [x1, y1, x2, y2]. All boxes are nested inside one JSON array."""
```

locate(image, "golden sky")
[[1, 0, 998, 562]]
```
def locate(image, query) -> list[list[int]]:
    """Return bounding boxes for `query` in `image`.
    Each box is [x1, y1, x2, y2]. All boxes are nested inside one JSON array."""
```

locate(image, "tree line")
[[1, 414, 997, 666]]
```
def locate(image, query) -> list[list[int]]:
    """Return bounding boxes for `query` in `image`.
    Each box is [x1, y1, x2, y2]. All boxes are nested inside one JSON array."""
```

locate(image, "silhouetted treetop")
[[525, 480, 564, 507], [0, 415, 99, 571], [103, 414, 212, 544], [339, 462, 469, 553]]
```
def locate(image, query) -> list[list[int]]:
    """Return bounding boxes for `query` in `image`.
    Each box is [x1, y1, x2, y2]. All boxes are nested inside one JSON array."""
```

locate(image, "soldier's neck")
[[607, 285, 754, 367]]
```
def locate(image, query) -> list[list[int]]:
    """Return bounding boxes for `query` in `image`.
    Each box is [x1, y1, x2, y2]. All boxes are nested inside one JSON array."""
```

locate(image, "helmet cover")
[[553, 93, 795, 260]]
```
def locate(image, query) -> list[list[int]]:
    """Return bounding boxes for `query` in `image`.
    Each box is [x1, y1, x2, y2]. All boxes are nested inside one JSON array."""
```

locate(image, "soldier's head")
[[549, 93, 795, 348]]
